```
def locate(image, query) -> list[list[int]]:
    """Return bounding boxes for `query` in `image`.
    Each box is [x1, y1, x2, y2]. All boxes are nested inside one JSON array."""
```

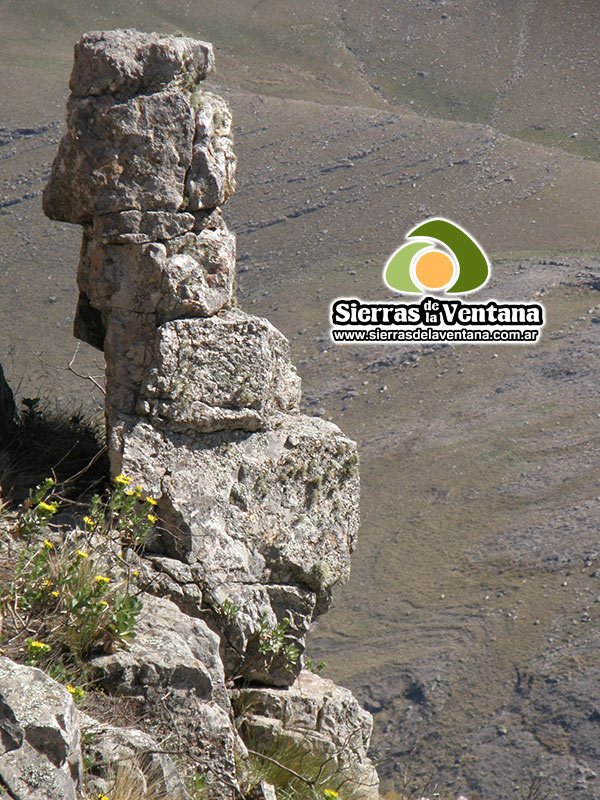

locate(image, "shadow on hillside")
[[0, 397, 109, 504]]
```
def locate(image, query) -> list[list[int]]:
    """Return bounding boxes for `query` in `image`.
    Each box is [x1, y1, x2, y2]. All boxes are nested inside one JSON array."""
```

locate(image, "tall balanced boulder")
[[43, 26, 359, 688], [44, 30, 378, 798]]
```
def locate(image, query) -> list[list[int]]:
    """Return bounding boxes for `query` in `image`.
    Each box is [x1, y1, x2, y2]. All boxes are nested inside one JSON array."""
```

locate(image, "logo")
[[383, 217, 490, 295], [329, 217, 545, 346]]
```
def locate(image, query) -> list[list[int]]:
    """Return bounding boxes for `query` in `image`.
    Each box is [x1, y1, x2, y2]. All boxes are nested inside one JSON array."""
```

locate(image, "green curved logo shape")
[[384, 217, 490, 295]]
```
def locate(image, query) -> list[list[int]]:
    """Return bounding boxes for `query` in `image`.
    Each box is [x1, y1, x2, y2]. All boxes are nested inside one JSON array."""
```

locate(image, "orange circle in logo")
[[414, 250, 455, 290]]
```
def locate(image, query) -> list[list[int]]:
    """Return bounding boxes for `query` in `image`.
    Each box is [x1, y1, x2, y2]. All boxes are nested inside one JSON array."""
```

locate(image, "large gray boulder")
[[0, 657, 82, 800], [136, 310, 301, 433], [43, 31, 235, 225], [77, 211, 235, 321], [114, 414, 360, 684], [68, 29, 214, 99], [44, 90, 196, 224], [233, 671, 379, 800], [91, 593, 228, 708], [186, 91, 237, 210], [75, 211, 236, 420], [118, 416, 359, 585], [41, 28, 378, 798]]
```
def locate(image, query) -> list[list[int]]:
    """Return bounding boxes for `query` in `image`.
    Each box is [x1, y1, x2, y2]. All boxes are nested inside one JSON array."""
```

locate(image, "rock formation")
[[0, 658, 83, 800], [40, 29, 378, 799]]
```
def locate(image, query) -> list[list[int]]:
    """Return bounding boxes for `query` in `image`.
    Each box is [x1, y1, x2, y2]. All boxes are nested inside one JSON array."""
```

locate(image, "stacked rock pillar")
[[44, 30, 377, 798]]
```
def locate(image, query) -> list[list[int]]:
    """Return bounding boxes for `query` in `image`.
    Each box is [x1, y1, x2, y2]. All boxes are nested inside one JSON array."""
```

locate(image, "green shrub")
[[257, 613, 300, 671], [0, 471, 157, 688]]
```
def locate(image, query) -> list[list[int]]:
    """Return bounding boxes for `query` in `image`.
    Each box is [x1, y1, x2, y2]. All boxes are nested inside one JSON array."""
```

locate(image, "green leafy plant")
[[218, 599, 241, 622], [258, 614, 301, 671], [305, 658, 327, 675], [83, 472, 160, 551], [17, 476, 59, 539]]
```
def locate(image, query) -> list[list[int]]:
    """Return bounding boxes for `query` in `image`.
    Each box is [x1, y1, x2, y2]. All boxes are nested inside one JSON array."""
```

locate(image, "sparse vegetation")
[[238, 731, 375, 800], [257, 612, 301, 671], [83, 756, 209, 800], [0, 468, 157, 689], [304, 657, 327, 675]]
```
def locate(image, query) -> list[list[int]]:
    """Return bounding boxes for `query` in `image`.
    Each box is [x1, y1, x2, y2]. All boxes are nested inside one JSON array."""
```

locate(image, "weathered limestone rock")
[[233, 671, 379, 800], [91, 209, 196, 244], [78, 212, 236, 323], [207, 582, 317, 686], [92, 594, 228, 706], [142, 555, 204, 617], [43, 28, 378, 798], [154, 217, 236, 319], [119, 416, 359, 584], [137, 311, 301, 432], [92, 594, 238, 799], [79, 715, 188, 800], [75, 210, 237, 422], [76, 208, 235, 350], [0, 657, 82, 800], [43, 31, 234, 225], [116, 414, 359, 684], [186, 91, 237, 210], [44, 90, 196, 224], [69, 30, 214, 99]]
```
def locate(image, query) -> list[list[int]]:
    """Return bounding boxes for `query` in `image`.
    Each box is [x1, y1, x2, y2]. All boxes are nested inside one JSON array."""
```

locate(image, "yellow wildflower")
[[97, 793, 110, 800], [147, 514, 158, 524], [83, 515, 95, 528], [42, 539, 54, 550], [124, 488, 135, 496], [76, 550, 89, 559], [135, 484, 143, 496], [99, 600, 109, 608], [43, 579, 53, 588], [114, 473, 132, 486], [94, 575, 110, 585], [27, 640, 51, 653], [51, 591, 59, 598], [323, 791, 339, 799], [66, 684, 85, 702], [38, 501, 58, 514], [146, 497, 158, 506], [132, 569, 140, 577]]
